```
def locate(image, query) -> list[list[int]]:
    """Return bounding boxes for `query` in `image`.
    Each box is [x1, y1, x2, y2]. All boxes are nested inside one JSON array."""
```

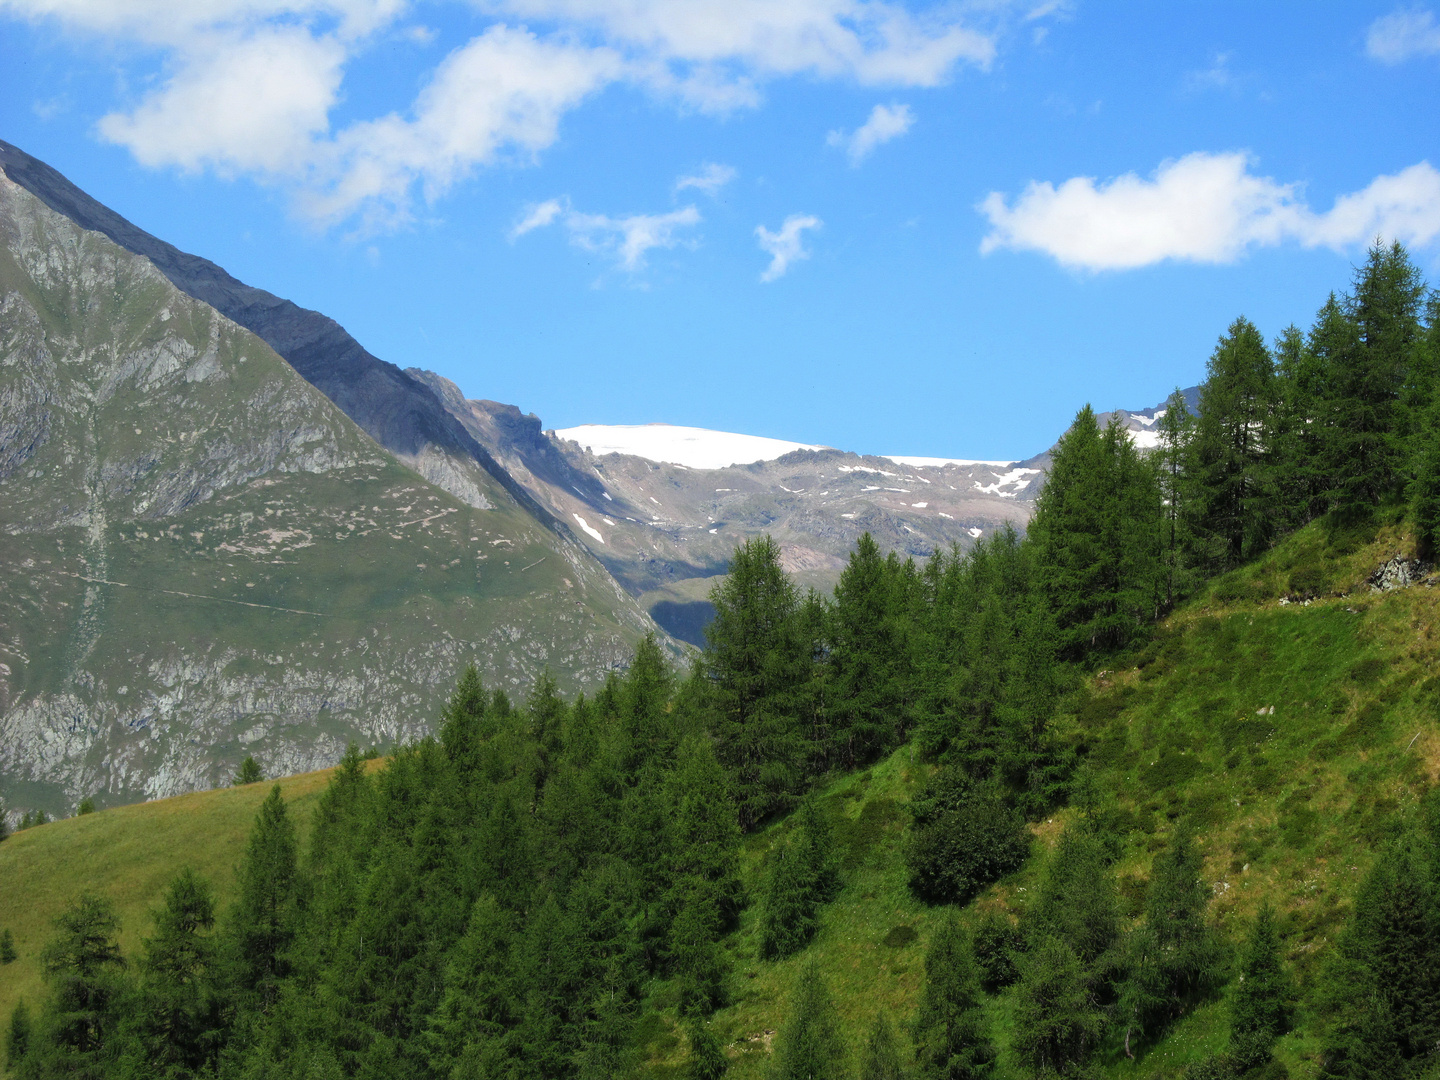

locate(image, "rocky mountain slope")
[[0, 172, 655, 817], [411, 372, 1193, 644]]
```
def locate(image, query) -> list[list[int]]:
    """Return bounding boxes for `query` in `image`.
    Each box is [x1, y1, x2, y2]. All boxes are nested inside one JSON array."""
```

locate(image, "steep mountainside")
[[0, 174, 655, 816]]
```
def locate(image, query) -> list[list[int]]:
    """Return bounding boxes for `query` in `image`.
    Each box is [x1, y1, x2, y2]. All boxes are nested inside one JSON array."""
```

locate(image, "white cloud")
[[675, 162, 737, 196], [978, 152, 1440, 271], [756, 213, 821, 281], [97, 27, 346, 176], [510, 197, 566, 239], [1366, 7, 1440, 63], [827, 102, 913, 165], [4, 0, 1000, 229], [512, 198, 703, 271], [484, 0, 996, 89]]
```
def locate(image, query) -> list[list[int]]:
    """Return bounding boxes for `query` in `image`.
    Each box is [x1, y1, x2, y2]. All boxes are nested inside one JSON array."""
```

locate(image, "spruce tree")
[[1026, 827, 1120, 973], [235, 755, 263, 786], [1229, 904, 1294, 1071], [35, 892, 128, 1074], [686, 1019, 729, 1080], [227, 785, 298, 1010], [1187, 316, 1278, 570], [1012, 936, 1104, 1078], [6, 1000, 31, 1072], [423, 893, 515, 1078], [705, 536, 814, 829], [912, 914, 996, 1080], [859, 1011, 905, 1080], [1122, 824, 1224, 1039], [770, 963, 846, 1080]]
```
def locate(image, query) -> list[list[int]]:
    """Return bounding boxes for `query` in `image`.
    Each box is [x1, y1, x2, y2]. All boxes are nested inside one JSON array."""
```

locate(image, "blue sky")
[[2, 1, 1438, 460]]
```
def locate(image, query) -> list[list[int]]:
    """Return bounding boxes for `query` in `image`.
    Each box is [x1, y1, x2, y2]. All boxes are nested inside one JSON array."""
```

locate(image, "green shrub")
[[905, 771, 1030, 905], [972, 909, 1023, 991]]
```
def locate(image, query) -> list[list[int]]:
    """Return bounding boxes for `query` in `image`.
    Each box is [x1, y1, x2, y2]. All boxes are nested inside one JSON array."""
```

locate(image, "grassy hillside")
[[660, 510, 1439, 1079], [3, 513, 1434, 1079], [0, 766, 352, 1035]]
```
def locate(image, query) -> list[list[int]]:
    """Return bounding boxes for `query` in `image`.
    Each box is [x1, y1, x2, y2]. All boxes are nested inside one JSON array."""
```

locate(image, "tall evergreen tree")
[[439, 662, 489, 780], [829, 533, 908, 767], [6, 1000, 31, 1072], [1122, 825, 1224, 1040], [1323, 242, 1427, 514], [1011, 936, 1104, 1078], [770, 964, 846, 1080], [859, 1012, 905, 1080], [227, 786, 298, 1012], [1187, 316, 1278, 569], [1228, 904, 1294, 1071], [116, 868, 223, 1079], [705, 536, 814, 829], [33, 893, 128, 1078], [911, 914, 995, 1080]]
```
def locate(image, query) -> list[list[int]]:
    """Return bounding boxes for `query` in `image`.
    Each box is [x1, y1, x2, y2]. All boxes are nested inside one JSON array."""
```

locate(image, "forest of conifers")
[[5, 240, 1440, 1080]]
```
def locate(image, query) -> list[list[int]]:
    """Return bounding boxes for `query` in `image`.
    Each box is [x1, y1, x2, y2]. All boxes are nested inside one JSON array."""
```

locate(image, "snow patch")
[[911, 502, 928, 508], [838, 464, 899, 477], [968, 527, 983, 538], [572, 514, 605, 544], [974, 467, 1041, 497], [554, 423, 827, 470], [884, 456, 1015, 469], [1129, 428, 1162, 450]]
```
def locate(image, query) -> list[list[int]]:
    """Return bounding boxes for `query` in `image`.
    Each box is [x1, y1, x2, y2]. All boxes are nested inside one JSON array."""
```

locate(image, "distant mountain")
[[0, 169, 655, 817], [409, 374, 1056, 644]]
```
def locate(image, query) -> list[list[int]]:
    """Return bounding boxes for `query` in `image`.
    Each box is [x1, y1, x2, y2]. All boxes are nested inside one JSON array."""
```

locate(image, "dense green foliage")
[[7, 242, 1438, 1079]]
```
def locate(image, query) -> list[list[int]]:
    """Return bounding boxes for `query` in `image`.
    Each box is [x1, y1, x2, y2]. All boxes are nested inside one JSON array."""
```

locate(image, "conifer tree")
[[227, 786, 298, 1011], [619, 634, 677, 779], [34, 892, 128, 1075], [685, 1018, 729, 1080], [424, 893, 515, 1078], [6, 1000, 31, 1072], [1187, 316, 1278, 570], [664, 734, 744, 925], [770, 964, 846, 1080], [1229, 904, 1294, 1071], [116, 867, 224, 1078], [235, 756, 263, 786], [758, 838, 817, 961], [0, 927, 15, 964], [859, 1012, 905, 1080], [1155, 389, 1197, 607], [829, 533, 907, 766], [1026, 827, 1120, 976], [1270, 324, 1329, 530], [439, 662, 489, 779], [1012, 936, 1103, 1078], [1122, 824, 1223, 1039], [1330, 241, 1428, 511], [705, 536, 814, 829], [1408, 396, 1440, 558], [912, 914, 996, 1080]]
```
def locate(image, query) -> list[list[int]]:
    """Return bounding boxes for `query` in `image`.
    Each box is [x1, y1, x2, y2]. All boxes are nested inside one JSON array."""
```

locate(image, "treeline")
[[1033, 241, 1440, 657]]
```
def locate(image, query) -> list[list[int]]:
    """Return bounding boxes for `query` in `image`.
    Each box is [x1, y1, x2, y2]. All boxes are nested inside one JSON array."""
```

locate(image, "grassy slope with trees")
[[2, 241, 1438, 1080]]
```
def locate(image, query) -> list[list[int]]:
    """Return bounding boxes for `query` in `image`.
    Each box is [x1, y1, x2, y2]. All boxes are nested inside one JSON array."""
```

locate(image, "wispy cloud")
[[978, 152, 1440, 271], [1366, 6, 1440, 63], [675, 163, 737, 197], [1184, 51, 1236, 92], [512, 197, 703, 271], [756, 214, 822, 281], [827, 103, 914, 166]]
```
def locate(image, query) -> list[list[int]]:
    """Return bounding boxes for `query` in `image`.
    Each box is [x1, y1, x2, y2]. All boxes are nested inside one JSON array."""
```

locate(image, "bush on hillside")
[[905, 770, 1029, 905]]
